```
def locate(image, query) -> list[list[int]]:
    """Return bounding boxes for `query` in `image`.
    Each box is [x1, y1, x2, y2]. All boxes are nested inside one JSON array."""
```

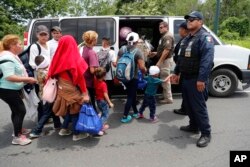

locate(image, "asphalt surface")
[[0, 89, 250, 167]]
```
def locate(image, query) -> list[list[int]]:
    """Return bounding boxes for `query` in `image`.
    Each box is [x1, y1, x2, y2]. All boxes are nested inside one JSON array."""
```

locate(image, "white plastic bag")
[[22, 89, 40, 122]]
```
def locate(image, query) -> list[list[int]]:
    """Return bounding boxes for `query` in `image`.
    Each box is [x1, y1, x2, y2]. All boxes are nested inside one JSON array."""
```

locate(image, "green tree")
[[0, 0, 70, 39]]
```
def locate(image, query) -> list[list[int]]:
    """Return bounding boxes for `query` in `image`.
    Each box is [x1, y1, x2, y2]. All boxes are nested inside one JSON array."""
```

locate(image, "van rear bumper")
[[242, 70, 250, 89]]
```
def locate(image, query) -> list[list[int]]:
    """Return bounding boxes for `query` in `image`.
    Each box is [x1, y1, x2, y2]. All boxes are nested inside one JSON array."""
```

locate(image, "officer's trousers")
[[160, 57, 173, 100], [182, 78, 211, 135]]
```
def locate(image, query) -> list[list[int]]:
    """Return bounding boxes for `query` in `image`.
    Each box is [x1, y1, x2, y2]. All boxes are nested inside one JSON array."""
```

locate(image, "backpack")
[[18, 43, 41, 77], [116, 46, 137, 83], [0, 60, 14, 79], [97, 48, 111, 72]]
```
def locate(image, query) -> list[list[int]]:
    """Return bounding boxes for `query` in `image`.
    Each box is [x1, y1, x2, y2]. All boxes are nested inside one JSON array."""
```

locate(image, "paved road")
[[0, 89, 250, 167]]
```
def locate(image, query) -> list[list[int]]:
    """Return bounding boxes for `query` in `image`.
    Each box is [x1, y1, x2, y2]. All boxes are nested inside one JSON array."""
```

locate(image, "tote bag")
[[75, 104, 102, 134], [42, 78, 57, 103]]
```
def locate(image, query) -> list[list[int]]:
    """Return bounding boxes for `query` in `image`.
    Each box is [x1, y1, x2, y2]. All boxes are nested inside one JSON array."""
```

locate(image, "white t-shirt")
[[29, 43, 50, 69], [47, 38, 58, 59], [104, 48, 116, 80]]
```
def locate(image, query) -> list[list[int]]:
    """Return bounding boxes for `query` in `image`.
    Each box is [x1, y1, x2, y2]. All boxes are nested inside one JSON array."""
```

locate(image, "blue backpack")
[[116, 46, 137, 83]]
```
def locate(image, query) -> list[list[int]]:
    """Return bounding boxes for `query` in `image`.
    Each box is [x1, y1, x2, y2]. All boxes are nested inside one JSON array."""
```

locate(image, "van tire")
[[209, 69, 238, 97]]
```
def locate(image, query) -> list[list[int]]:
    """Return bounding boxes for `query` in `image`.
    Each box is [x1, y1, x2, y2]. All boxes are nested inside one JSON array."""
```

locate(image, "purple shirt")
[[82, 46, 99, 88]]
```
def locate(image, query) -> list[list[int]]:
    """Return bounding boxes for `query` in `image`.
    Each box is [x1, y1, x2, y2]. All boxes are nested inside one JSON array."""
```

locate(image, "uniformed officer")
[[150, 21, 175, 104], [173, 21, 189, 115], [171, 11, 214, 147]]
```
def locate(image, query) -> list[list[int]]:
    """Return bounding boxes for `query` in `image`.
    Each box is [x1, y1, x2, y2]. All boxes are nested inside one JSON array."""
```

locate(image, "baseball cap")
[[184, 11, 204, 20], [126, 32, 139, 44], [179, 21, 188, 30], [51, 26, 61, 32], [36, 25, 49, 35], [149, 66, 160, 75]]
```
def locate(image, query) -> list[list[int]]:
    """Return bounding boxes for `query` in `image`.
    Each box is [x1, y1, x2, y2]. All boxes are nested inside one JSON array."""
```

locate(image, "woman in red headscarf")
[[47, 35, 89, 141]]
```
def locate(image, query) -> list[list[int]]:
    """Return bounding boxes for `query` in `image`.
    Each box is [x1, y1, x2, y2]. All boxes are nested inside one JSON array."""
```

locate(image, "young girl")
[[94, 67, 114, 134]]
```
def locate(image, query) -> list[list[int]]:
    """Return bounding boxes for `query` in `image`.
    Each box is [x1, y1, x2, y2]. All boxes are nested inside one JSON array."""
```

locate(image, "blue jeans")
[[182, 78, 211, 135], [61, 112, 79, 135], [139, 95, 156, 119], [97, 100, 109, 124], [123, 79, 138, 117], [32, 102, 61, 134]]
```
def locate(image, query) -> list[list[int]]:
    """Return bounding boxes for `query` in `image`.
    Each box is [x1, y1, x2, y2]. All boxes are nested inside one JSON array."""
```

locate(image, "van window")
[[119, 19, 163, 50], [174, 20, 219, 45], [30, 19, 59, 44], [60, 18, 116, 45]]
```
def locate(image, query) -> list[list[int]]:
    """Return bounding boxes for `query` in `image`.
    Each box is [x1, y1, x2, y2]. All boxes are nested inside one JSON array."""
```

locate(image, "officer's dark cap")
[[179, 22, 188, 30], [184, 11, 204, 20]]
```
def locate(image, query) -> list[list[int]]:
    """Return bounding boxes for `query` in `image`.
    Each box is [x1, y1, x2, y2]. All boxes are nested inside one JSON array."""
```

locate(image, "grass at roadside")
[[221, 37, 250, 49]]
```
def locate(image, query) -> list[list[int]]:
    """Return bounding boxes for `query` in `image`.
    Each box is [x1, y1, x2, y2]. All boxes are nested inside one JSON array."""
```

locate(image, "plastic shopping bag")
[[75, 104, 102, 134]]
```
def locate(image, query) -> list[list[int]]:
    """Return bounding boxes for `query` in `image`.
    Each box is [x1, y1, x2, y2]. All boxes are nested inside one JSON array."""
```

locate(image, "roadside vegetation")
[[0, 0, 250, 49]]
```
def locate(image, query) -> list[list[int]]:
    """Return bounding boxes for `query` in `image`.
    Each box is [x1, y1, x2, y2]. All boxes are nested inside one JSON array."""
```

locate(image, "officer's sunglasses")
[[186, 17, 200, 22]]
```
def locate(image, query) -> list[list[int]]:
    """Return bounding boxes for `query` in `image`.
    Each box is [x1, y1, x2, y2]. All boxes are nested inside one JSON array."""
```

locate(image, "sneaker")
[[46, 118, 53, 124], [92, 131, 104, 137], [150, 116, 159, 123], [136, 113, 144, 119], [29, 132, 41, 139], [132, 113, 139, 118], [58, 129, 72, 136], [21, 128, 32, 135], [12, 128, 31, 137], [121, 115, 132, 123], [102, 124, 109, 131], [72, 133, 89, 141], [159, 99, 173, 104], [12, 135, 32, 146]]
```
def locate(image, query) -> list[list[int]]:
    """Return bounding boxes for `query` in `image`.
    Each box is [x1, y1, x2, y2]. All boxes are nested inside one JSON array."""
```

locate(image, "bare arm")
[[89, 67, 96, 74], [137, 59, 147, 74], [112, 62, 117, 67], [6, 75, 37, 84], [104, 92, 114, 108]]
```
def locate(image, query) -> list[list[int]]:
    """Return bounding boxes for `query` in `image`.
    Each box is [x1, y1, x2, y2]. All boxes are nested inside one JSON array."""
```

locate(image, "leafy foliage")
[[220, 17, 249, 37], [0, 0, 250, 40]]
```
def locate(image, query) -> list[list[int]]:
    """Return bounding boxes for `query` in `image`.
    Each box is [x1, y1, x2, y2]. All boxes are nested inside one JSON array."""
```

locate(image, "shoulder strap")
[[0, 60, 14, 64], [35, 43, 41, 56], [122, 46, 127, 54]]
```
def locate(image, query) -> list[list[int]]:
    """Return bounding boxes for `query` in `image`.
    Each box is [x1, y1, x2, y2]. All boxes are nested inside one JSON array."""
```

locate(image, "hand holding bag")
[[75, 104, 102, 134], [42, 78, 57, 103]]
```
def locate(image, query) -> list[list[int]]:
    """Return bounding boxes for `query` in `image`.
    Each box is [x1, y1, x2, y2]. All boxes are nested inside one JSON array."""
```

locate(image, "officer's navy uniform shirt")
[[174, 28, 214, 82]]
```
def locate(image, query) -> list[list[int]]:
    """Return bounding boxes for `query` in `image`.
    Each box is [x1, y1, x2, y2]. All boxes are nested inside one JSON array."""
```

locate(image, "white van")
[[24, 16, 250, 97]]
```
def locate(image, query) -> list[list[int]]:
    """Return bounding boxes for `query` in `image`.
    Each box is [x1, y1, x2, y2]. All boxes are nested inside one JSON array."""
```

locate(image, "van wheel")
[[209, 69, 238, 97]]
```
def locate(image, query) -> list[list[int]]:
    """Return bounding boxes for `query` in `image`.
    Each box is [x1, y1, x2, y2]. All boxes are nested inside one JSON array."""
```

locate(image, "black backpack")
[[18, 43, 41, 77], [0, 60, 14, 79]]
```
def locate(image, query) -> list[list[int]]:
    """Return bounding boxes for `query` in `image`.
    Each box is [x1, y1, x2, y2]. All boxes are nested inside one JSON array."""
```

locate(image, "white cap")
[[126, 32, 139, 45], [149, 66, 160, 75]]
